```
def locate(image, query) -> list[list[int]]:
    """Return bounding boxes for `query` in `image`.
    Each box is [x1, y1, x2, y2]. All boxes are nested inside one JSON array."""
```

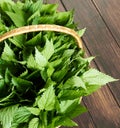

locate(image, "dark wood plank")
[[61, 0, 120, 127], [91, 0, 120, 46], [83, 87, 120, 128]]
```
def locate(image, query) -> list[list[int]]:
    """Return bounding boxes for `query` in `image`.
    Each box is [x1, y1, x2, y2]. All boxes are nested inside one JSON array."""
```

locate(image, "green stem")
[[39, 110, 48, 128]]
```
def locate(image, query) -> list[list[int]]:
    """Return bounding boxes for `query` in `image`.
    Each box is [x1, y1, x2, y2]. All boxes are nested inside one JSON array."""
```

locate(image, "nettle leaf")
[[28, 117, 39, 128], [0, 0, 14, 12], [58, 99, 87, 119], [27, 54, 37, 70], [19, 69, 28, 78], [44, 78, 56, 88], [29, 0, 43, 13], [55, 11, 72, 25], [0, 20, 8, 35], [0, 105, 18, 128], [40, 4, 58, 15], [62, 49, 74, 59], [35, 47, 47, 69], [77, 28, 86, 37], [11, 107, 31, 128], [52, 65, 69, 82], [26, 107, 40, 116], [69, 105, 87, 118], [37, 85, 56, 111], [8, 34, 25, 48], [5, 68, 12, 84], [1, 42, 16, 61], [0, 79, 7, 98], [28, 10, 40, 23], [47, 64, 55, 78], [86, 56, 95, 63], [56, 117, 78, 127], [58, 99, 79, 114], [81, 69, 117, 86], [25, 32, 42, 46], [58, 89, 83, 100], [42, 38, 54, 60], [5, 11, 26, 27], [63, 76, 86, 89], [85, 84, 101, 95], [38, 15, 55, 24], [50, 58, 62, 68], [12, 77, 33, 92], [8, 38, 22, 48], [27, 0, 43, 22]]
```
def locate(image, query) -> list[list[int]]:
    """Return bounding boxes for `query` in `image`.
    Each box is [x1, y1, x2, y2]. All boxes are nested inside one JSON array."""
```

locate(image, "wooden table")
[[49, 0, 120, 128]]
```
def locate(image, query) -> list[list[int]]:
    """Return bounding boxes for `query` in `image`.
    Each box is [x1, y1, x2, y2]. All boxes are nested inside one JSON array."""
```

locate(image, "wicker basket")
[[0, 24, 83, 128]]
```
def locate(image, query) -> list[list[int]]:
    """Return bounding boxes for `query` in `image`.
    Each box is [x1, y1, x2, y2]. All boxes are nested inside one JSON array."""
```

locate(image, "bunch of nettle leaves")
[[0, 0, 117, 128]]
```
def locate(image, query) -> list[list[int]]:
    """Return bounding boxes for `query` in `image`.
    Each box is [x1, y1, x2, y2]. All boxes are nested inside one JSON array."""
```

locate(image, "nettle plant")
[[0, 0, 117, 128]]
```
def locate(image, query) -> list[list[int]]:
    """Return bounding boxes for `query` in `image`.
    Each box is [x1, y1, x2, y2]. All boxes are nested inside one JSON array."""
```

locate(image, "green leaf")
[[28, 118, 39, 128], [81, 69, 117, 86], [68, 105, 87, 118], [37, 85, 56, 111], [8, 38, 22, 48], [52, 65, 69, 82], [0, 20, 8, 35], [85, 84, 101, 95], [37, 15, 55, 24], [11, 107, 31, 128], [25, 32, 42, 46], [27, 54, 38, 70], [35, 47, 47, 69], [40, 4, 58, 15], [12, 77, 33, 92], [0, 79, 7, 98], [0, 105, 18, 128], [58, 98, 86, 119], [29, 0, 43, 13], [44, 78, 56, 88], [1, 42, 16, 61], [19, 69, 28, 78], [58, 99, 79, 114], [5, 11, 26, 27], [0, 0, 14, 12], [27, 0, 43, 22], [56, 117, 78, 127], [58, 89, 83, 100], [42, 38, 54, 60], [62, 49, 75, 59], [86, 56, 95, 63], [50, 58, 62, 68], [55, 11, 72, 25], [5, 68, 12, 84], [28, 10, 40, 23], [46, 65, 54, 78], [63, 76, 86, 89], [77, 28, 86, 37], [26, 107, 40, 116]]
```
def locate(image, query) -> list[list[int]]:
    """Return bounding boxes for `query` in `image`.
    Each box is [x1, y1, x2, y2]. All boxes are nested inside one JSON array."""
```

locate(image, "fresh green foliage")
[[0, 0, 117, 128]]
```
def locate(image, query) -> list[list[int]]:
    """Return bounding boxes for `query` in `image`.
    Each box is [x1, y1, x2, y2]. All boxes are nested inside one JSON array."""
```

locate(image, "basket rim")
[[0, 24, 83, 48]]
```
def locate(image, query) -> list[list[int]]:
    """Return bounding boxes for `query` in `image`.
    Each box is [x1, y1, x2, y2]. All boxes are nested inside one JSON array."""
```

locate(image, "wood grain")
[[91, 0, 120, 46]]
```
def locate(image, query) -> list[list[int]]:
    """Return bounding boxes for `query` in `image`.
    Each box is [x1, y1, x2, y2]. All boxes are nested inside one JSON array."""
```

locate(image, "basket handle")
[[0, 24, 83, 48]]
